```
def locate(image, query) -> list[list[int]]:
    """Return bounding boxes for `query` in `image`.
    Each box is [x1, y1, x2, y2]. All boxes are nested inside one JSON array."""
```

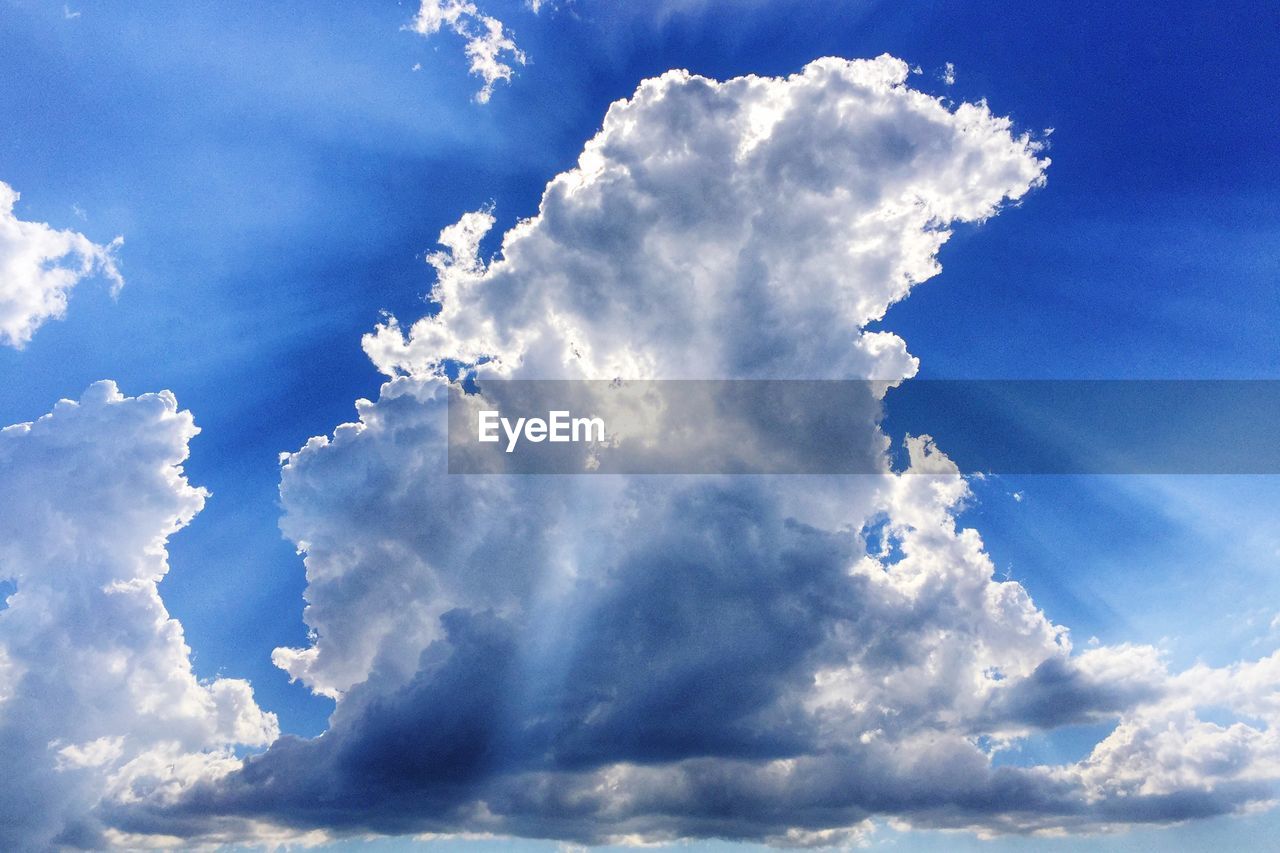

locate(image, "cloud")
[[408, 0, 527, 104], [0, 180, 123, 348], [0, 382, 277, 849], [130, 55, 1058, 841], [38, 55, 1280, 847], [364, 56, 1044, 381]]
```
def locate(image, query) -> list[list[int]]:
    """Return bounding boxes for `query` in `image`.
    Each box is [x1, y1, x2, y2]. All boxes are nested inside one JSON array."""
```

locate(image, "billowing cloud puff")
[[408, 0, 526, 103], [0, 382, 277, 850], [285, 53, 1051, 704], [364, 55, 1045, 380], [0, 180, 123, 348], [72, 56, 1280, 846]]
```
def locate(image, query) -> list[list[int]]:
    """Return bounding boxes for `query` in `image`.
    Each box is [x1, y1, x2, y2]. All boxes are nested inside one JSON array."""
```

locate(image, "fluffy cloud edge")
[[407, 0, 527, 103], [0, 381, 276, 849], [0, 180, 123, 348]]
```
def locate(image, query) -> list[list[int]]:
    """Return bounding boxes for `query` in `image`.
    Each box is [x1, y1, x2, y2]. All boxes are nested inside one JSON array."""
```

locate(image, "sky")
[[1, 0, 1279, 850]]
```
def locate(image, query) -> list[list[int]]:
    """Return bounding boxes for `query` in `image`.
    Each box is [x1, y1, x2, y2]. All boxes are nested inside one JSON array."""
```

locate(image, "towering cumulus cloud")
[[0, 382, 277, 849], [0, 180, 123, 348], [104, 56, 1280, 845]]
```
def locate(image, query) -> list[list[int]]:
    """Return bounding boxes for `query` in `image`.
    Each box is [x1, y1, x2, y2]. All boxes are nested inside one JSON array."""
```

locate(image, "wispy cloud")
[[407, 0, 527, 103], [0, 180, 122, 348]]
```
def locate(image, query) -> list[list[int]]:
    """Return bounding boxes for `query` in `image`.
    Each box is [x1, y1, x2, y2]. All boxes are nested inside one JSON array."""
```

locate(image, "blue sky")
[[2, 0, 1279, 849]]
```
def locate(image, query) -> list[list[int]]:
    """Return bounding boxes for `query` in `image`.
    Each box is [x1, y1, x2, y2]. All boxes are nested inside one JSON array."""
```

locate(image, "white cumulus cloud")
[[0, 180, 123, 348], [246, 56, 1277, 845], [20, 55, 1280, 848], [0, 381, 277, 849]]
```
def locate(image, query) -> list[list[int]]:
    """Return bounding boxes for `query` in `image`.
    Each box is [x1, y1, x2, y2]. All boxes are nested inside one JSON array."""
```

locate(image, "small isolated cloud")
[[62, 5, 81, 20], [942, 61, 956, 85], [407, 0, 527, 103], [0, 382, 277, 850], [0, 180, 122, 348]]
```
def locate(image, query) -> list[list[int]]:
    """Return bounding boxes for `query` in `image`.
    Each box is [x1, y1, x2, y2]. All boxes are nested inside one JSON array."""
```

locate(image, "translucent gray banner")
[[446, 380, 1280, 474]]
